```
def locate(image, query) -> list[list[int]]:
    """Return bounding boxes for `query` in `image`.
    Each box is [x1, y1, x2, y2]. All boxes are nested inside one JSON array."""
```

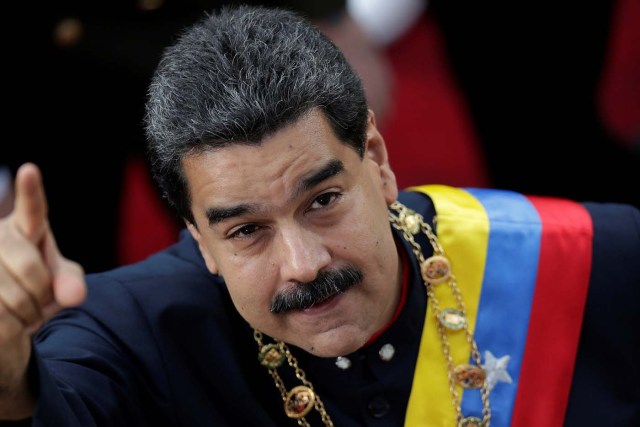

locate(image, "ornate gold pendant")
[[420, 255, 451, 284], [284, 385, 316, 418], [258, 343, 285, 368]]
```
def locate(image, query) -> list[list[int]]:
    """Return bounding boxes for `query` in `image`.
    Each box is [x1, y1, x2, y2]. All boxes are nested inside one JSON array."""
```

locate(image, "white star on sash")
[[482, 350, 513, 391]]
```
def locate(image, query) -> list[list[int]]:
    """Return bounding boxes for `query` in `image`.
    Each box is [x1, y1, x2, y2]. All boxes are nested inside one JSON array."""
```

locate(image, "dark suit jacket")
[[22, 190, 639, 426]]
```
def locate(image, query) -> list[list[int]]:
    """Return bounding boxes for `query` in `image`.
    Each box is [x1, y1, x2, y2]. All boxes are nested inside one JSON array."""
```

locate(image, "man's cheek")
[[231, 288, 265, 315]]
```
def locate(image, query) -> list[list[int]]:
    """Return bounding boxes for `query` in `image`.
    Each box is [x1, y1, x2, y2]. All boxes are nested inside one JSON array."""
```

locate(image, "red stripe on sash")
[[512, 197, 593, 426]]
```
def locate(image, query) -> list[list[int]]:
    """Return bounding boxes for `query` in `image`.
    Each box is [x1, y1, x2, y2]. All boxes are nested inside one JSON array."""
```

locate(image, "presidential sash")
[[404, 185, 593, 426]]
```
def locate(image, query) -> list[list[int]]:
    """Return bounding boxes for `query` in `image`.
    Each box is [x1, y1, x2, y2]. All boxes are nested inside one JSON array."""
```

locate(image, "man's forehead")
[[183, 112, 355, 179]]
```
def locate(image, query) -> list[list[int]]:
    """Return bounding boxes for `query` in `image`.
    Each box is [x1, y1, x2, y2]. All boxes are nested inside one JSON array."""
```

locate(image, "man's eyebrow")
[[206, 204, 256, 226], [293, 159, 344, 200], [205, 160, 344, 226]]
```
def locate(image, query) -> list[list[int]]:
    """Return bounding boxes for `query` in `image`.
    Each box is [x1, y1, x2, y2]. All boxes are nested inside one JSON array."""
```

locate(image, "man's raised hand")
[[0, 163, 86, 419]]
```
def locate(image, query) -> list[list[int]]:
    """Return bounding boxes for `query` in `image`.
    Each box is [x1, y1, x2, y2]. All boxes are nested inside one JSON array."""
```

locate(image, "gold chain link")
[[254, 200, 491, 427]]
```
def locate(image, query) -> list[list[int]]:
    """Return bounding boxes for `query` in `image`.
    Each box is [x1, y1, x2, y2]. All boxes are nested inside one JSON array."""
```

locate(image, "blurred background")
[[2, 0, 639, 274]]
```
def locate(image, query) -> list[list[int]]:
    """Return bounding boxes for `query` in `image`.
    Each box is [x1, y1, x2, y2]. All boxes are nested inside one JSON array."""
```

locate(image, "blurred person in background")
[[6, 0, 638, 274], [422, 0, 640, 205], [4, 0, 389, 272]]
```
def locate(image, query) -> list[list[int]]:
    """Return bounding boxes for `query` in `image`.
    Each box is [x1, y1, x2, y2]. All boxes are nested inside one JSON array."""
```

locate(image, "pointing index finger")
[[11, 163, 49, 242]]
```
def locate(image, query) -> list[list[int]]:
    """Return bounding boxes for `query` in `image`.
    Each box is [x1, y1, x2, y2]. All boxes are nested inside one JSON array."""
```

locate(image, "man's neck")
[[363, 238, 409, 347]]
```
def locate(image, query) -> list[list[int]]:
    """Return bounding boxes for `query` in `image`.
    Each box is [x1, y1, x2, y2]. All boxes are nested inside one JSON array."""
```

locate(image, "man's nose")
[[277, 226, 331, 284]]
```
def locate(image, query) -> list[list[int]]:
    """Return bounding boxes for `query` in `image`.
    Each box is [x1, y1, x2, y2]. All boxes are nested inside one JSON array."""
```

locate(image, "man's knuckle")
[[14, 256, 47, 283], [33, 287, 53, 308], [0, 309, 19, 347], [12, 296, 36, 323], [0, 223, 11, 248]]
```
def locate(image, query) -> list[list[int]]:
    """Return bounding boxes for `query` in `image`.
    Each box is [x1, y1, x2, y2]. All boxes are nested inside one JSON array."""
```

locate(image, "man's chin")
[[286, 325, 370, 358]]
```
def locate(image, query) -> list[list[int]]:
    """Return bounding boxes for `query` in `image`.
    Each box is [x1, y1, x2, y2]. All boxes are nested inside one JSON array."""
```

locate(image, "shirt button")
[[367, 396, 390, 418], [335, 356, 352, 370], [379, 343, 395, 361]]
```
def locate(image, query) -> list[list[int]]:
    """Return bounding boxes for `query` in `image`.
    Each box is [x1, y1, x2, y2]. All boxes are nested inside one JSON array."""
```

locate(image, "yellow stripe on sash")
[[404, 185, 490, 427]]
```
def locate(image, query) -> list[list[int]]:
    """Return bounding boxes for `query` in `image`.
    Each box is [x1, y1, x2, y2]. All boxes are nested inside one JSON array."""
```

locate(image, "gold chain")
[[388, 201, 491, 426], [254, 200, 491, 427], [253, 330, 334, 427]]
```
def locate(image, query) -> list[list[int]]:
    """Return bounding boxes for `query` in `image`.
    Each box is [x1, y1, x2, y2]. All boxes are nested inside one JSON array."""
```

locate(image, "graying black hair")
[[145, 5, 368, 224]]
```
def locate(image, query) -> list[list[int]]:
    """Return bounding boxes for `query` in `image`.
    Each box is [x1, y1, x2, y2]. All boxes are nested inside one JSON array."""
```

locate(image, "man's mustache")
[[270, 266, 363, 313]]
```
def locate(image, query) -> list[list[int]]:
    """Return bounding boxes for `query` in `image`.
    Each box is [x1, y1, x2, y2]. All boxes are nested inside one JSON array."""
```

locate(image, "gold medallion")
[[437, 308, 467, 331], [399, 209, 421, 234], [453, 364, 486, 389], [420, 255, 451, 284], [460, 416, 485, 427], [258, 343, 285, 368], [284, 385, 316, 418]]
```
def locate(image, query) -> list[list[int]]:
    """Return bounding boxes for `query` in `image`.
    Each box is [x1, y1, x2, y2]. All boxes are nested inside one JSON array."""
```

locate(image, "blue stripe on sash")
[[460, 189, 542, 425]]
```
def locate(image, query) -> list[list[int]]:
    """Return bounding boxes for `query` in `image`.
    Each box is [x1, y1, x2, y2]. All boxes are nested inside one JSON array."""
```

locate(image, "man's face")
[[185, 109, 400, 357]]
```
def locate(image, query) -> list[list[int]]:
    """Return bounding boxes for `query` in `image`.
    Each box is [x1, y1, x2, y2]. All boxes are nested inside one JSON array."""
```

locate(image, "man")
[[0, 5, 638, 426]]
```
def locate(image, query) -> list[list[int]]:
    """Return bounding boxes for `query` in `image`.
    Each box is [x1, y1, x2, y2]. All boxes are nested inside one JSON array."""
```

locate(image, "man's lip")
[[298, 292, 343, 315]]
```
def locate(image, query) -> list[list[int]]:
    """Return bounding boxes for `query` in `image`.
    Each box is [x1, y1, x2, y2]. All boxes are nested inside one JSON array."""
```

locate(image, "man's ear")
[[187, 222, 219, 275], [364, 109, 398, 205]]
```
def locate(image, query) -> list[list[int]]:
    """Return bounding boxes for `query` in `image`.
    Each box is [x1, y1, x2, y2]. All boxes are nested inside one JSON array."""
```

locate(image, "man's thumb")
[[52, 259, 87, 307], [41, 226, 87, 308]]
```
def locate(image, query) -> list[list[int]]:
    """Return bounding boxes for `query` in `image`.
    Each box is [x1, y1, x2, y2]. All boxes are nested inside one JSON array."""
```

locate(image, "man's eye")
[[309, 192, 341, 210], [229, 224, 259, 239]]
